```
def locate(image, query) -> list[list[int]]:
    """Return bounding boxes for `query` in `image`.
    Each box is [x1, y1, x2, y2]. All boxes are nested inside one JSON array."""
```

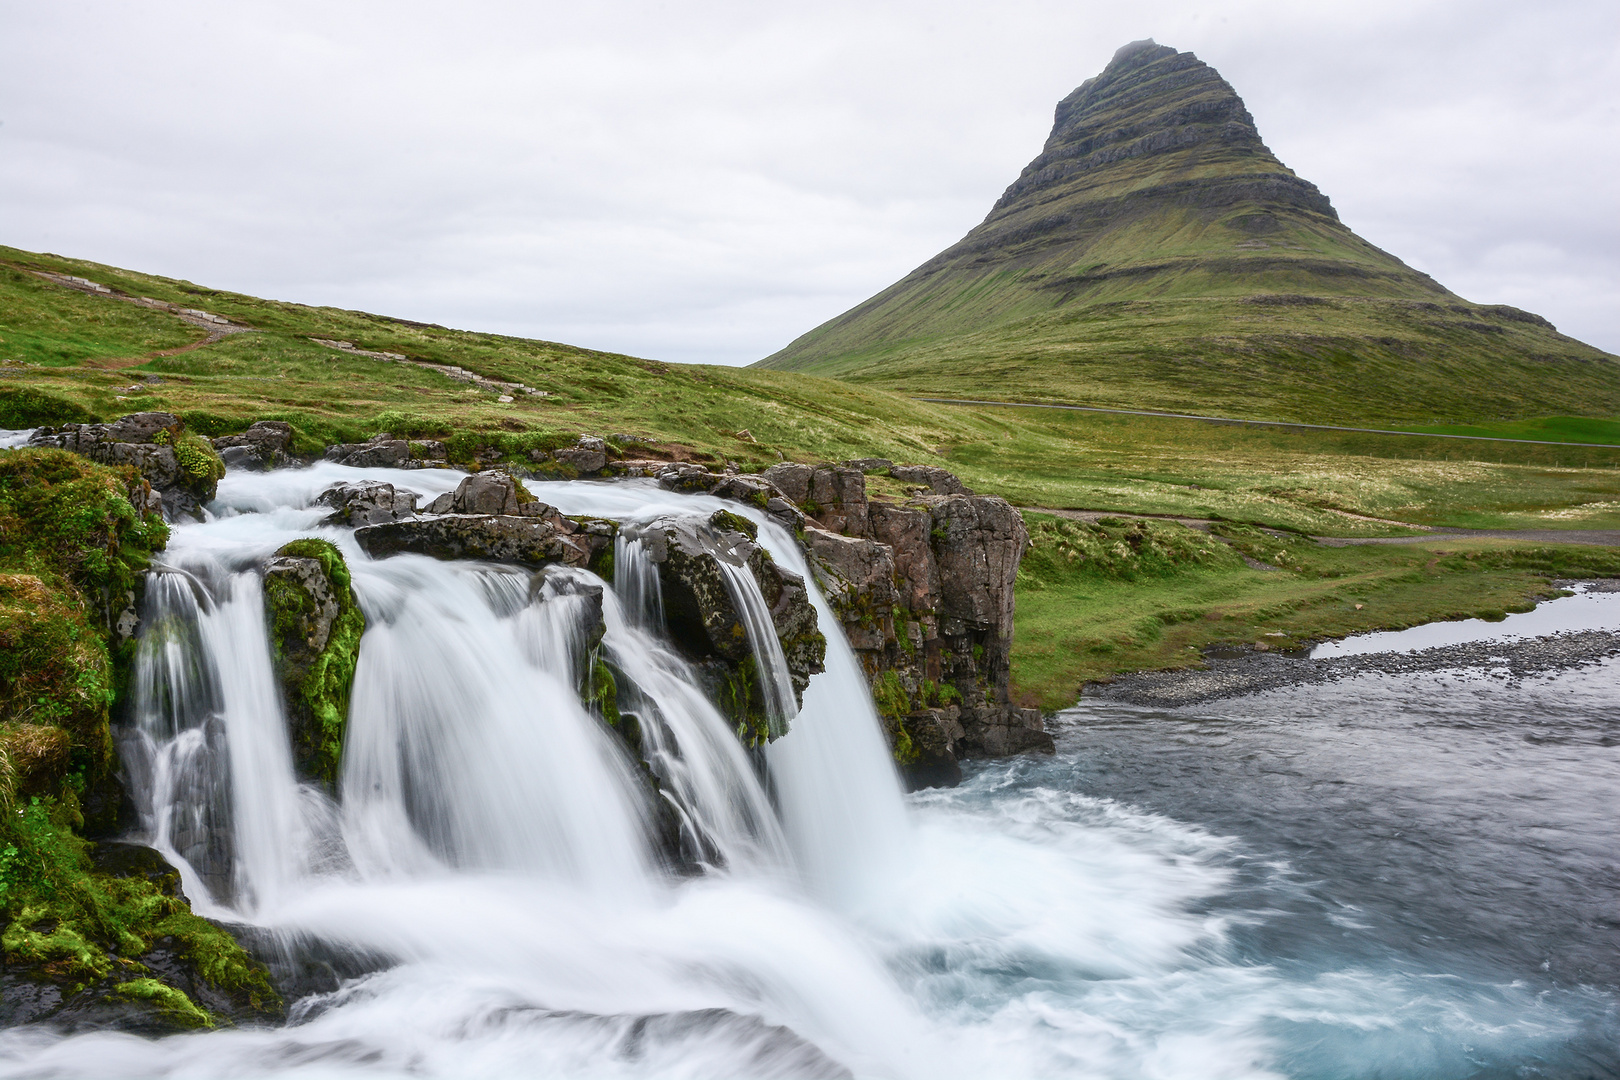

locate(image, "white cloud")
[[2, 0, 1615, 363]]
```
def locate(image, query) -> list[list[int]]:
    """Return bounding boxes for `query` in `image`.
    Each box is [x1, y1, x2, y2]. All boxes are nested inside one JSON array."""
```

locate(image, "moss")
[[112, 977, 214, 1029], [588, 540, 615, 584], [719, 656, 770, 748], [870, 669, 909, 719], [0, 449, 168, 627], [0, 387, 96, 429], [890, 722, 919, 765], [172, 434, 225, 493], [0, 577, 114, 760], [708, 509, 759, 539], [264, 539, 365, 788], [0, 451, 166, 796], [0, 797, 279, 1021], [584, 653, 621, 729]]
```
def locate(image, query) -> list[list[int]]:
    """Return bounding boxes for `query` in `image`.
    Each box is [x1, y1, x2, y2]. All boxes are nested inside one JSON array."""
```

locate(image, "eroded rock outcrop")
[[263, 539, 365, 788], [316, 481, 419, 526], [357, 471, 615, 569], [663, 458, 1051, 785], [627, 509, 825, 745], [28, 411, 225, 521]]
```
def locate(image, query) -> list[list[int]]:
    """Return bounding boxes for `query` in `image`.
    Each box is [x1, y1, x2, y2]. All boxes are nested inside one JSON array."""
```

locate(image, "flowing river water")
[[0, 463, 1615, 1078]]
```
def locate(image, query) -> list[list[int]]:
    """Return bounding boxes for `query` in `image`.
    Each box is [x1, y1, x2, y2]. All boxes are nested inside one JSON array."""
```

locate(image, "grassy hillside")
[[6, 243, 1620, 712], [756, 41, 1620, 425]]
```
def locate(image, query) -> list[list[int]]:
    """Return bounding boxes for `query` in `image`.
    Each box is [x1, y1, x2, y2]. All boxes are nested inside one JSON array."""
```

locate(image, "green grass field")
[[1012, 515, 1620, 708]]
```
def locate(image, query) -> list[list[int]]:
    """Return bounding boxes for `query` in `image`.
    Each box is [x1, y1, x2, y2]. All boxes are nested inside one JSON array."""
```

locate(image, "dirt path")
[[35, 271, 256, 368]]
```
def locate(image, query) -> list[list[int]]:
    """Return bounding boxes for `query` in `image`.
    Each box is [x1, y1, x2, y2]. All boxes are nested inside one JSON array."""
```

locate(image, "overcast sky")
[[3, 0, 1616, 365]]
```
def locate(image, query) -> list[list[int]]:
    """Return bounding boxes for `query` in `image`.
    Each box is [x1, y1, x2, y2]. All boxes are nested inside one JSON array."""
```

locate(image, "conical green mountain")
[[757, 40, 1619, 424]]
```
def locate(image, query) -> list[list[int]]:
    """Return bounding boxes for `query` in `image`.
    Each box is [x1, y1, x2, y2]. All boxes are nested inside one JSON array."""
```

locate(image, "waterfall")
[[82, 467, 937, 1076], [717, 560, 799, 737]]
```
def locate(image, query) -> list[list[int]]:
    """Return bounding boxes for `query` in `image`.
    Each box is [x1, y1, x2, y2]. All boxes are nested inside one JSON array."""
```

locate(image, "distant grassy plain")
[[5, 245, 1619, 708]]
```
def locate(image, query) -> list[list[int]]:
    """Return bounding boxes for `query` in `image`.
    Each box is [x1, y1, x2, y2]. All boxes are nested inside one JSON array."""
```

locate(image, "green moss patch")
[[264, 539, 365, 788], [0, 797, 279, 1025]]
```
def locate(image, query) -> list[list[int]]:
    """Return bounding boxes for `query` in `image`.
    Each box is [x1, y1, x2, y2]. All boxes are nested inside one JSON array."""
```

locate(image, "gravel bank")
[[1084, 580, 1620, 708]]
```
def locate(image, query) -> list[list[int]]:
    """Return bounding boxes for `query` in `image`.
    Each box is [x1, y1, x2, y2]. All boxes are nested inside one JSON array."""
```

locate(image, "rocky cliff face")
[[663, 458, 1053, 788]]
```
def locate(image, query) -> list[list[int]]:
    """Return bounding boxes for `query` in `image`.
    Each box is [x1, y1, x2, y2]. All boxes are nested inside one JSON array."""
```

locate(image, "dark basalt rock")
[[263, 539, 366, 788], [323, 432, 410, 469], [355, 513, 598, 568], [316, 480, 419, 526], [213, 420, 295, 472], [28, 411, 222, 521], [629, 511, 825, 717]]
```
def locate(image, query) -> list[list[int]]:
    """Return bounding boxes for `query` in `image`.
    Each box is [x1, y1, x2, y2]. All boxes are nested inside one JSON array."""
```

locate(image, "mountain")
[[756, 40, 1619, 424]]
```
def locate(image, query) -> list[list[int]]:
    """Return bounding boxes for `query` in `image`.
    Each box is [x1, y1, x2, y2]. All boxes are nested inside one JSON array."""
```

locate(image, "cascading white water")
[[717, 560, 799, 738], [12, 462, 1580, 1079]]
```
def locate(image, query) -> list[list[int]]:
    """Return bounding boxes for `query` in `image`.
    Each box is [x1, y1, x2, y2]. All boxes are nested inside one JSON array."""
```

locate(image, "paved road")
[[917, 396, 1620, 450]]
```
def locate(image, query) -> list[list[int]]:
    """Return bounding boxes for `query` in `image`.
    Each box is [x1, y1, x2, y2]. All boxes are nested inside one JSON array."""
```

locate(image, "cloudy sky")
[[3, 0, 1616, 365]]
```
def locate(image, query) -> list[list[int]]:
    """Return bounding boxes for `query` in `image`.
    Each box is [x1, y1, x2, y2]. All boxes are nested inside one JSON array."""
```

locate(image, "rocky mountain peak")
[[992, 40, 1309, 216]]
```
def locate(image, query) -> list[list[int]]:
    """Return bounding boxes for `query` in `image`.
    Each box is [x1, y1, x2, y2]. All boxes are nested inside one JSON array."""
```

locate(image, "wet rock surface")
[[212, 421, 295, 472], [355, 513, 598, 568], [323, 433, 410, 469], [317, 481, 419, 526], [1088, 627, 1620, 708], [629, 510, 825, 711], [688, 458, 1052, 783], [263, 540, 366, 787]]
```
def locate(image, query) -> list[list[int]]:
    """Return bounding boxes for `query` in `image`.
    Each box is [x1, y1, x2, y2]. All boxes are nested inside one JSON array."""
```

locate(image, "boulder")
[[759, 463, 812, 504], [890, 464, 971, 496], [956, 705, 1052, 757], [446, 470, 530, 515], [262, 539, 365, 788], [409, 440, 448, 463], [842, 457, 895, 474], [323, 433, 409, 469], [895, 708, 966, 790], [29, 411, 223, 521], [706, 476, 806, 533], [354, 513, 596, 568], [552, 436, 608, 476], [212, 421, 295, 472], [316, 481, 419, 526], [654, 462, 715, 493]]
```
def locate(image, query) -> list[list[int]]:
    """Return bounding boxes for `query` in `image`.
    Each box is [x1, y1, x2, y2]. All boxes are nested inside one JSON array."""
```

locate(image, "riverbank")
[[1083, 580, 1620, 708]]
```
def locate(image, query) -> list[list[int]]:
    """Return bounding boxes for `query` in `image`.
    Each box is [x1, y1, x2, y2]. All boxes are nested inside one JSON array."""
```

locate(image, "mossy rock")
[[0, 800, 281, 1031], [263, 539, 365, 789]]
